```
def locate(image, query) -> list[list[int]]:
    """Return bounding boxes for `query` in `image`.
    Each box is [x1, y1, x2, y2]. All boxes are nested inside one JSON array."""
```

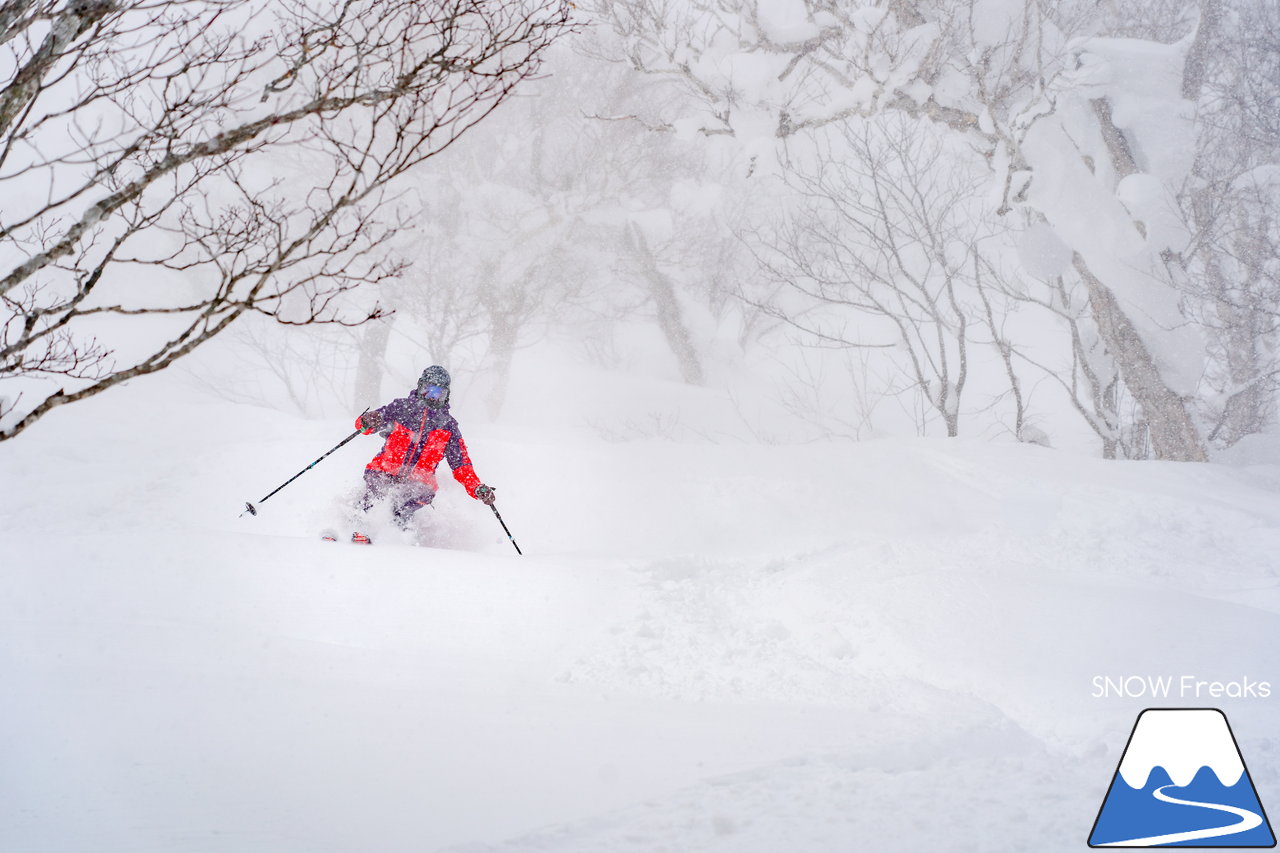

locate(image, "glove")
[[358, 410, 384, 433], [475, 484, 496, 505]]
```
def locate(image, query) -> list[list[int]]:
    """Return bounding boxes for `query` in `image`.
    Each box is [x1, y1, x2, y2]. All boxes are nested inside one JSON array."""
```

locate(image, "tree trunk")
[[1102, 378, 1120, 460], [1182, 0, 1225, 101], [1073, 253, 1208, 461], [482, 302, 520, 420], [1084, 97, 1209, 462], [628, 224, 704, 385], [353, 313, 394, 410]]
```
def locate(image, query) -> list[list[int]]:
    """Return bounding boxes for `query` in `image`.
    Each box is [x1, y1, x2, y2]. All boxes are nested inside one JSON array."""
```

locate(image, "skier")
[[345, 364, 495, 544]]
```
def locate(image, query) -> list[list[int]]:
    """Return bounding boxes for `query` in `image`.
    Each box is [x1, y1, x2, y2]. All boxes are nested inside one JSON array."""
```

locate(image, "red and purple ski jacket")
[[356, 395, 483, 497]]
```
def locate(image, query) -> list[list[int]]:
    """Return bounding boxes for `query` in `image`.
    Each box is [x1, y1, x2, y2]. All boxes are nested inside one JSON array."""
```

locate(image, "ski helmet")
[[417, 364, 451, 404]]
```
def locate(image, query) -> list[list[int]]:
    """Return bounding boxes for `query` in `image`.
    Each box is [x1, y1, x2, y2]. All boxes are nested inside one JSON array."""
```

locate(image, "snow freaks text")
[[1092, 676, 1272, 700]]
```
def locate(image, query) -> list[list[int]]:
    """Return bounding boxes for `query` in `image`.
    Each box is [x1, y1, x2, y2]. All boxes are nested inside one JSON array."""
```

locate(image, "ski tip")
[[321, 531, 372, 544]]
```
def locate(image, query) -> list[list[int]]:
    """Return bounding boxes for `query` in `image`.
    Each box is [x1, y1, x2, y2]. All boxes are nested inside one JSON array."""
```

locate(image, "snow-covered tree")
[[590, 0, 1279, 459]]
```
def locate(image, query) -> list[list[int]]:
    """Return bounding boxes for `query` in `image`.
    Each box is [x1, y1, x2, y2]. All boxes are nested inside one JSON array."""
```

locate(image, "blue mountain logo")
[[1089, 708, 1275, 847]]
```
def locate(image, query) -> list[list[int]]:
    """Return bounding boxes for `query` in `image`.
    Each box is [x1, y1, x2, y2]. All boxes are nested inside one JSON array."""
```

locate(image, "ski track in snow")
[[3, 374, 1280, 852], [1099, 785, 1264, 847]]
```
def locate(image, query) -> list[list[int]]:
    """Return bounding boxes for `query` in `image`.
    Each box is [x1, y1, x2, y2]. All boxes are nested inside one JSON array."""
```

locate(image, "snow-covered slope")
[[3, 371, 1279, 852]]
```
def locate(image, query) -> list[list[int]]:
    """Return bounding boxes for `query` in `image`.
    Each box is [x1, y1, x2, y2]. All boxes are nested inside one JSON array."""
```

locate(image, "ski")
[[320, 531, 373, 544]]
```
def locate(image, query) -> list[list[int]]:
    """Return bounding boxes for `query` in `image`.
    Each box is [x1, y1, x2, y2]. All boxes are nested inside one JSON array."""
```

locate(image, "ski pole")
[[242, 413, 367, 517], [487, 502, 523, 555]]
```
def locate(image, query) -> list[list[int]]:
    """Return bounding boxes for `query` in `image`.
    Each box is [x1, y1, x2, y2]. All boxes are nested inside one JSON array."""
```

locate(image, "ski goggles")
[[420, 384, 447, 401]]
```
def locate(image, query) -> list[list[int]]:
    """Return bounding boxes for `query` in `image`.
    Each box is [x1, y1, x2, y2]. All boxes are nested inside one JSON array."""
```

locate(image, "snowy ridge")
[[1117, 709, 1245, 789]]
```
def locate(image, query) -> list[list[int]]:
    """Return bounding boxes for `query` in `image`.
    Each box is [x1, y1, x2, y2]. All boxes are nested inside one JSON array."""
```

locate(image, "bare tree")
[[1178, 0, 1280, 448], [188, 315, 361, 418], [368, 53, 725, 418], [972, 252, 1029, 442], [0, 0, 573, 440], [744, 115, 986, 438], [982, 254, 1128, 456]]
